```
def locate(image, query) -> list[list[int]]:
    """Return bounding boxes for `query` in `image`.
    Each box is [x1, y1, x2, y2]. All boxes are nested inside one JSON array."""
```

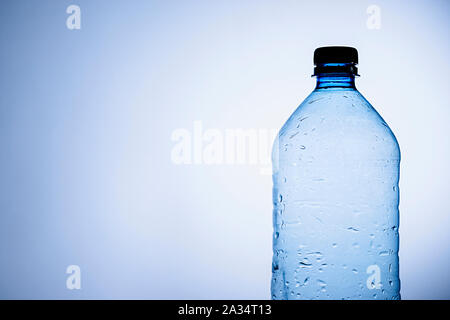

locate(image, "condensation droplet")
[[289, 132, 299, 139], [303, 277, 310, 285], [317, 280, 327, 287], [299, 258, 312, 268]]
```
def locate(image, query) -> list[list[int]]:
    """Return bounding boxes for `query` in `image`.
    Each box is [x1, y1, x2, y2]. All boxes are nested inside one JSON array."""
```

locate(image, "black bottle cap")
[[313, 46, 358, 65], [313, 46, 359, 76]]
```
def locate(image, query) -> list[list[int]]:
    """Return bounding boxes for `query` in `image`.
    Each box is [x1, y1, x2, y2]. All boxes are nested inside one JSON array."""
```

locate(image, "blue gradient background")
[[0, 0, 449, 299]]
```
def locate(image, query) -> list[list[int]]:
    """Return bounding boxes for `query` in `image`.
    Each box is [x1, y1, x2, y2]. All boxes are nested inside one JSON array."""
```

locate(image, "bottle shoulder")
[[276, 88, 400, 159]]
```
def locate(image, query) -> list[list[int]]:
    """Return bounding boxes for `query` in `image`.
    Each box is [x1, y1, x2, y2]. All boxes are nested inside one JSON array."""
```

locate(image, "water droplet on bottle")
[[306, 251, 323, 258], [299, 258, 312, 268], [317, 279, 327, 287], [289, 132, 299, 139], [276, 249, 285, 258], [303, 277, 310, 285]]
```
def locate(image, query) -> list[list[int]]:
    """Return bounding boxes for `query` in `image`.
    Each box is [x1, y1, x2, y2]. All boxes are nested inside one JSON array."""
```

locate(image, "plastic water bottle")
[[271, 47, 400, 300]]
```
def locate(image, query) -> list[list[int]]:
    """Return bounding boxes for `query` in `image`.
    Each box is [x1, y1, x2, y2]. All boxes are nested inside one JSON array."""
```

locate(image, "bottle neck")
[[313, 62, 358, 90], [315, 74, 356, 89]]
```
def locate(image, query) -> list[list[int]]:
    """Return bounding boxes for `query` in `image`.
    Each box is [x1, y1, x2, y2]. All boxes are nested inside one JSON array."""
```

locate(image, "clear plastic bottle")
[[271, 47, 400, 300]]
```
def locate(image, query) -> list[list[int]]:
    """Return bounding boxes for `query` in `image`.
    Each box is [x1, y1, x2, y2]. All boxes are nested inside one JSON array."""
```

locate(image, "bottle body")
[[271, 76, 400, 300]]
